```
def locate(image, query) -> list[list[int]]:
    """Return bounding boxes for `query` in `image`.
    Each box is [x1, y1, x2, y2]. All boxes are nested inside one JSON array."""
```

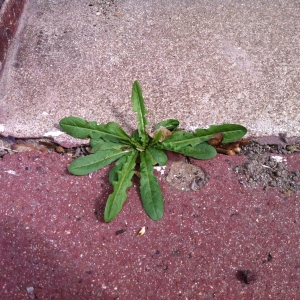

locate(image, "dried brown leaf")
[[146, 126, 172, 142], [215, 147, 236, 155], [286, 144, 300, 153], [11, 144, 48, 153], [39, 141, 56, 148], [208, 134, 249, 155], [134, 170, 141, 178], [55, 146, 65, 153], [207, 132, 223, 146], [238, 139, 250, 146]]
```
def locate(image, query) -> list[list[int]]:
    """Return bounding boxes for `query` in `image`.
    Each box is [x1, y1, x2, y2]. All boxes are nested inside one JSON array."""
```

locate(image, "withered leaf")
[[146, 126, 172, 142], [208, 133, 249, 155], [134, 170, 141, 178], [39, 140, 66, 153], [238, 139, 250, 147], [215, 147, 236, 155], [286, 144, 300, 153], [11, 144, 48, 153], [121, 146, 131, 151], [39, 141, 56, 148], [55, 146, 65, 153], [207, 132, 224, 147]]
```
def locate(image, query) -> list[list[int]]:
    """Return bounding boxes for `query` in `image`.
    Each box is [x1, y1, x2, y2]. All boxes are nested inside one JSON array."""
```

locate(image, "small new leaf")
[[147, 147, 168, 166], [155, 119, 179, 131], [131, 81, 149, 147]]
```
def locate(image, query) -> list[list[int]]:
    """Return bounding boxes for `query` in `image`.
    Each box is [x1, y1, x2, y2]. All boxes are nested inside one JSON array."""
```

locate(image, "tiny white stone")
[[44, 131, 63, 137], [271, 156, 283, 163], [137, 226, 146, 237], [41, 111, 49, 115], [154, 166, 166, 175], [27, 287, 34, 293], [4, 170, 17, 175], [0, 124, 4, 132]]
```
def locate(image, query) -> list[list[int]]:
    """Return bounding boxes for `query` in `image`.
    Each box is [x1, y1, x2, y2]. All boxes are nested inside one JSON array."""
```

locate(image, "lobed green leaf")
[[177, 143, 217, 159], [59, 116, 98, 138], [92, 141, 132, 153], [90, 138, 106, 152], [104, 151, 138, 222], [195, 124, 247, 144], [60, 116, 133, 144], [158, 123, 247, 151], [157, 131, 201, 149], [140, 150, 164, 220], [68, 148, 129, 175], [157, 141, 216, 160], [131, 81, 149, 147]]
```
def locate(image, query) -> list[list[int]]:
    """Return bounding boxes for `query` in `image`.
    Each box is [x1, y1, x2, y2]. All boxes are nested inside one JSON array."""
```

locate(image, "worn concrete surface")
[[1, 150, 300, 299], [0, 0, 26, 75], [0, 0, 299, 146]]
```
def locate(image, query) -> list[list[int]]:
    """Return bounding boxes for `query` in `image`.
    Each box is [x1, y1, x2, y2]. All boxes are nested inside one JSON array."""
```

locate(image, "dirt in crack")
[[166, 161, 209, 191], [236, 141, 300, 193]]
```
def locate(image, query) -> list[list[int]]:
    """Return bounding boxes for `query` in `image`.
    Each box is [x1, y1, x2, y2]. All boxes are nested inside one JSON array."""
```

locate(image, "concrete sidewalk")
[[0, 0, 299, 146]]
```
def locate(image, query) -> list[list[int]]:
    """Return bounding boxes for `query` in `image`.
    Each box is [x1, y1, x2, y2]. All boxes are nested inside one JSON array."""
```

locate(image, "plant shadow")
[[93, 170, 141, 223], [93, 181, 113, 223]]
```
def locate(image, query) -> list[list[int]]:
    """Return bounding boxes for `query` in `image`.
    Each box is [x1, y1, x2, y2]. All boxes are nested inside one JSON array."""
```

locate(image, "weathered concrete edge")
[[53, 132, 300, 148], [1, 132, 299, 150]]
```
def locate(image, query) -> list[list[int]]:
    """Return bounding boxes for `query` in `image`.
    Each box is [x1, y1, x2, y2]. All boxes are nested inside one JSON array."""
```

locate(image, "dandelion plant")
[[59, 81, 247, 222]]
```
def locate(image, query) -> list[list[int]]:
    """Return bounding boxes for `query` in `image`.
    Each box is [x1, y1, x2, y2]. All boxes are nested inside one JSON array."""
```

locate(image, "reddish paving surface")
[[1, 150, 300, 299]]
